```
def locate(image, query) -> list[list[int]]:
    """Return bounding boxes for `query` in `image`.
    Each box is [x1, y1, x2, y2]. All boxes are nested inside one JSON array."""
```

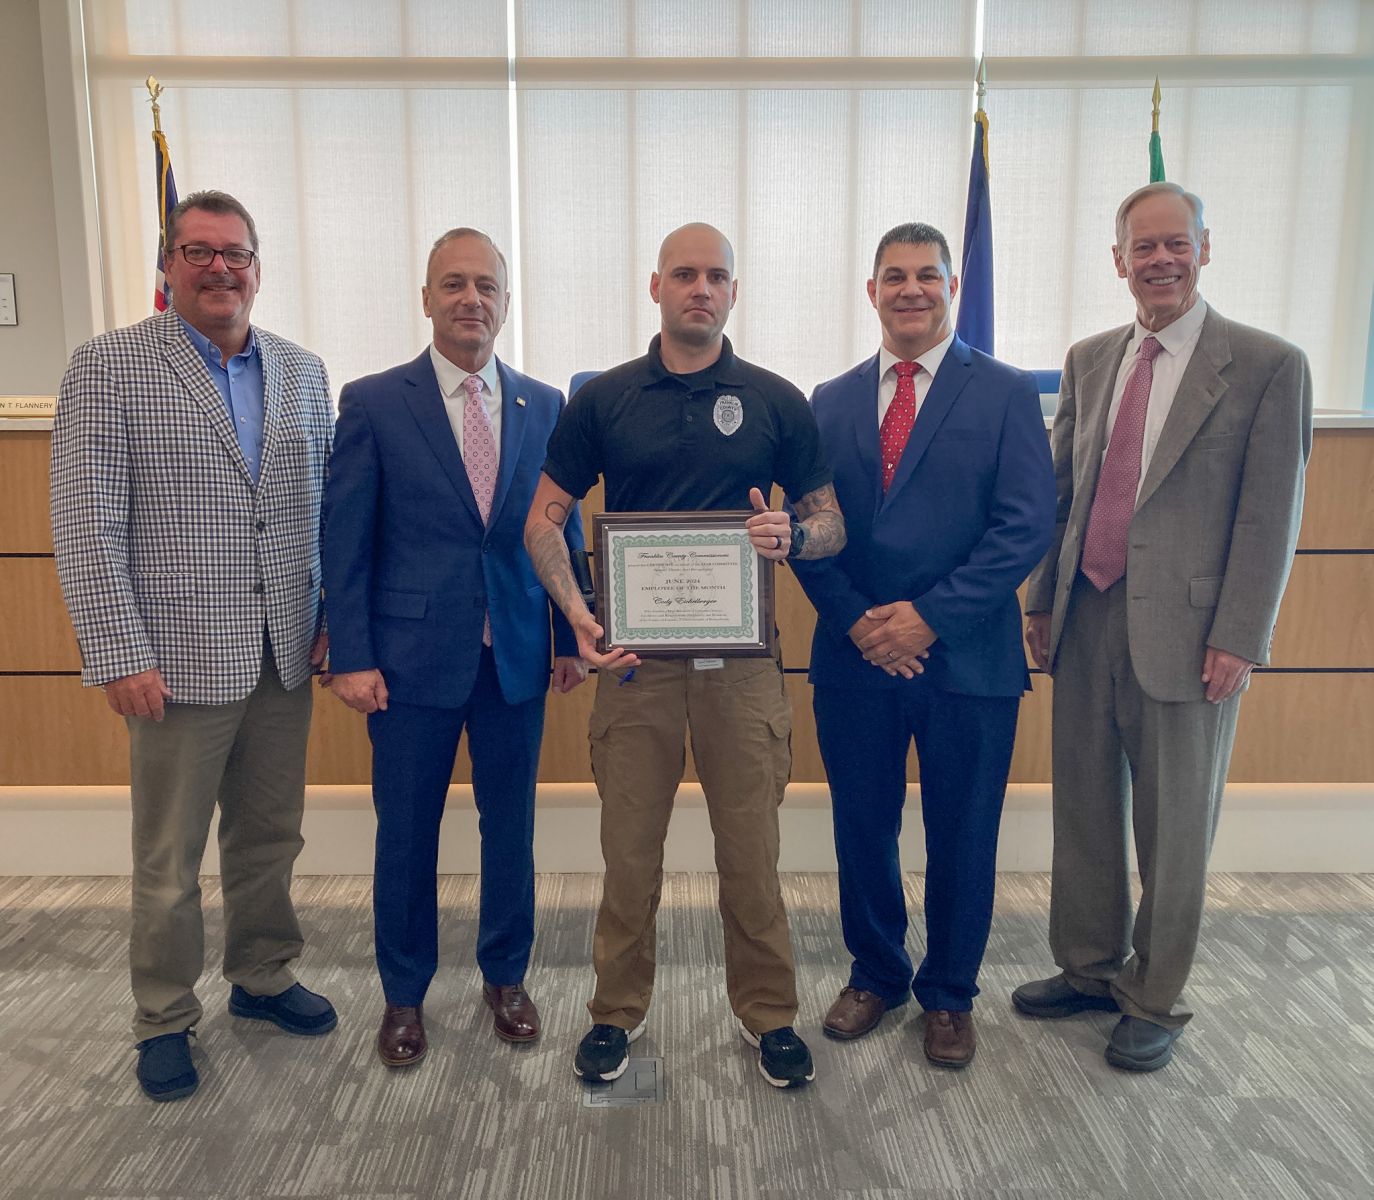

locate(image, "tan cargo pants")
[[586, 654, 798, 1035]]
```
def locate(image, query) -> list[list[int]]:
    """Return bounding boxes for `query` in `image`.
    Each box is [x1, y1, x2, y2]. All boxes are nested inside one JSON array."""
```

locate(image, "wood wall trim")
[[3, 428, 1371, 787]]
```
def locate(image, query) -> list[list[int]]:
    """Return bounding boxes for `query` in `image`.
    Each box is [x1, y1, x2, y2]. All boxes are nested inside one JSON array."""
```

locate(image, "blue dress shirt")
[[179, 316, 266, 483]]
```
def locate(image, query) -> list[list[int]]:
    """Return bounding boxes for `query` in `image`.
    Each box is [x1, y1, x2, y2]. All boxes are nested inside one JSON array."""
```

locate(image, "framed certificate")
[[592, 511, 776, 657]]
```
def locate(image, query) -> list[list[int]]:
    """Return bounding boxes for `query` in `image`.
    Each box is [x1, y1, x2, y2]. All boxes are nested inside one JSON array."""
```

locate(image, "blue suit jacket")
[[791, 337, 1055, 698], [323, 351, 581, 709]]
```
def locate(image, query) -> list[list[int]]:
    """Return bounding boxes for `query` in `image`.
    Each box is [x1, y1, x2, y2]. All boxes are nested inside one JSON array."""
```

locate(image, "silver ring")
[[773, 535, 782, 549]]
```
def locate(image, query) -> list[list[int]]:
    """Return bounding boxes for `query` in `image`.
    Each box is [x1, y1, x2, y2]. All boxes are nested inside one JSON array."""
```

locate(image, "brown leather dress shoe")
[[823, 987, 889, 1040], [377, 1004, 427, 1068], [923, 1009, 976, 1068], [483, 983, 540, 1043]]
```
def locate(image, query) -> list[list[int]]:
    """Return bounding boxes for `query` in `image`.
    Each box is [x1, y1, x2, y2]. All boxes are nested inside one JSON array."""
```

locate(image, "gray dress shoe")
[[1012, 974, 1119, 1018], [1106, 1016, 1181, 1071]]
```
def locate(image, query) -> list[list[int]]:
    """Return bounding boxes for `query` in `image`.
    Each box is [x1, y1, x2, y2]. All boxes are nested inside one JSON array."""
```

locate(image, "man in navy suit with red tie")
[[790, 223, 1054, 1067], [323, 228, 586, 1068]]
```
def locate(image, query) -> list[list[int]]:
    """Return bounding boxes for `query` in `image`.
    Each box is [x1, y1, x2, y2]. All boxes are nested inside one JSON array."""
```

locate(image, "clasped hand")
[[851, 601, 935, 678]]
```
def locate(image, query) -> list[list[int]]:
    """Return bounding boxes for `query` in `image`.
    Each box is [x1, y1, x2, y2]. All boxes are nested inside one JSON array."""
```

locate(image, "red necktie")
[[879, 361, 918, 491], [1080, 335, 1164, 591]]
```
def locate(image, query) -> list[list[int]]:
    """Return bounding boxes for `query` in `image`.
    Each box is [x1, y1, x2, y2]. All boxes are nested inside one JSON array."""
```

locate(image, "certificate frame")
[[591, 511, 776, 657]]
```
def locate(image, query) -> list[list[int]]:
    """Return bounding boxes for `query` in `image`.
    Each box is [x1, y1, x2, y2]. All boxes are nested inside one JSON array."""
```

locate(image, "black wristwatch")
[[787, 520, 806, 559]]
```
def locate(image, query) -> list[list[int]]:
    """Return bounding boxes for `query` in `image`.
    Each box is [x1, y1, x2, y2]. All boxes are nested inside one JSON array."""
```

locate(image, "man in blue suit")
[[791, 223, 1054, 1067], [323, 228, 586, 1068]]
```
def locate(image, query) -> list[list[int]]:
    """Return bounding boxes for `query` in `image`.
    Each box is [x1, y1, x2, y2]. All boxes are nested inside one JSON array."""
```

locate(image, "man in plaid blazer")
[[51, 191, 337, 1103]]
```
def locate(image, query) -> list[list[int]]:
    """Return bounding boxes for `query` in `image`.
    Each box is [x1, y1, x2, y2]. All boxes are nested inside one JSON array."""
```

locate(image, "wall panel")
[[2, 427, 1371, 789]]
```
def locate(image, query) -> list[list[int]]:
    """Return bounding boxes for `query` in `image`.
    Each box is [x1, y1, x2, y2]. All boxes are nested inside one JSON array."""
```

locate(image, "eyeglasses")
[[174, 244, 258, 270]]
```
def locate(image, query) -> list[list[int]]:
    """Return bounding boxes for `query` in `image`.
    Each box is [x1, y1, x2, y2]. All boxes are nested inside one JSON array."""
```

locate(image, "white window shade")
[[984, 0, 1362, 57], [80, 0, 1373, 409], [514, 0, 974, 58], [93, 0, 507, 57], [990, 83, 1355, 407]]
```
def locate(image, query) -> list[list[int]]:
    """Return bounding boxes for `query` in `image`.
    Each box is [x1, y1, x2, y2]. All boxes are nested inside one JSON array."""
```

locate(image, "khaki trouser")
[[587, 655, 797, 1034], [1048, 575, 1241, 1029], [126, 655, 312, 1042]]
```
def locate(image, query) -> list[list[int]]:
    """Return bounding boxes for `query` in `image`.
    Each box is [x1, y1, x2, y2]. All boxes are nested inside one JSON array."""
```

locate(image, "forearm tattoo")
[[527, 519, 589, 622], [792, 483, 846, 560]]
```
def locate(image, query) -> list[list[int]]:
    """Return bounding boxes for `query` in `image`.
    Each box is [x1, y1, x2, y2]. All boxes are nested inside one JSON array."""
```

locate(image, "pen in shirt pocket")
[[617, 667, 637, 687]]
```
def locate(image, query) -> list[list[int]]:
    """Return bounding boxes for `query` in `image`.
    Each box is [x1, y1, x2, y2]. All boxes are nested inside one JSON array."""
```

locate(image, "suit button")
[[254, 582, 265, 594]]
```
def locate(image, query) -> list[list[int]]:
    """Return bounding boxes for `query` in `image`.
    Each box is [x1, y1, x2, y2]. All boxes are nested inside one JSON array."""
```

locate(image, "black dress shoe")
[[1106, 1016, 1181, 1072], [1012, 974, 1119, 1018], [378, 1004, 427, 1068], [135, 1031, 198, 1102]]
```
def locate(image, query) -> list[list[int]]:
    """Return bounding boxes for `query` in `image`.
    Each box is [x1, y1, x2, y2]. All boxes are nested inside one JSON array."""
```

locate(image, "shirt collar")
[[430, 344, 500, 400], [642, 334, 747, 388], [1131, 298, 1208, 357], [879, 328, 956, 381], [178, 315, 258, 368]]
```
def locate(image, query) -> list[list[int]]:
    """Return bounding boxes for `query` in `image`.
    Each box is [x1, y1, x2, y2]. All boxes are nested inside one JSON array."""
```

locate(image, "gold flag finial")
[[1151, 77, 1161, 134], [146, 75, 164, 134], [976, 56, 987, 113]]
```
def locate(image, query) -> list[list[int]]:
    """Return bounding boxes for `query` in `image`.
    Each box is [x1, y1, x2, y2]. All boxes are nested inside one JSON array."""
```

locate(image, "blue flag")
[[955, 110, 993, 355]]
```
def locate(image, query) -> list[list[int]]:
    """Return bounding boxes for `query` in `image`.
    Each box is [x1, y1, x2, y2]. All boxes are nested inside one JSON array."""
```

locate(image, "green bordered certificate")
[[592, 511, 776, 657]]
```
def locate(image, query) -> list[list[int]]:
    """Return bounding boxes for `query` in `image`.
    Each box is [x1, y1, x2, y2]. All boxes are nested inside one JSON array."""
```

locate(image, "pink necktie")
[[463, 374, 498, 644], [879, 361, 919, 491], [1080, 335, 1164, 592]]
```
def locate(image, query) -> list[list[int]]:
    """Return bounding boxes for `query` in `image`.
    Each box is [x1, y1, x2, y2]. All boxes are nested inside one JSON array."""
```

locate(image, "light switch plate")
[[0, 274, 16, 326]]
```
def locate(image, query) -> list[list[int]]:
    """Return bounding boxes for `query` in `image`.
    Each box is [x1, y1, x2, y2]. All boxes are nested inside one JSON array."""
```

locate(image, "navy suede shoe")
[[135, 1031, 198, 1102], [228, 983, 338, 1036]]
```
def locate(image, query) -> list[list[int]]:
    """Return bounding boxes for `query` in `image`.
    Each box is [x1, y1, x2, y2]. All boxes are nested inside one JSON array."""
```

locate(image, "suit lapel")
[[848, 355, 883, 511], [255, 335, 285, 491], [1136, 310, 1231, 508], [489, 360, 528, 530], [879, 337, 971, 512], [401, 351, 483, 526], [1077, 326, 1134, 510], [159, 310, 254, 486]]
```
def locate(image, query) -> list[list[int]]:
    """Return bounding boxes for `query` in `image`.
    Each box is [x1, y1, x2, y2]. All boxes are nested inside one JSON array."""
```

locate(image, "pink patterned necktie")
[[462, 373, 498, 644], [879, 361, 919, 490], [1080, 335, 1164, 592]]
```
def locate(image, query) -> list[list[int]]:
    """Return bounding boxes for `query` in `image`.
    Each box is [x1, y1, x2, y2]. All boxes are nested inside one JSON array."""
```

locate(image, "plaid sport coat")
[[51, 308, 333, 704]]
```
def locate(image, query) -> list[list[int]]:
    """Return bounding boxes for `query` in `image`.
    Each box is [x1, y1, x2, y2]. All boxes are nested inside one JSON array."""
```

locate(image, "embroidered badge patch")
[[713, 394, 743, 436]]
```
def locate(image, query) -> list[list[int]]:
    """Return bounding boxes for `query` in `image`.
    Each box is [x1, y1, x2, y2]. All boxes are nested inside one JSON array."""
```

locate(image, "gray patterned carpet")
[[1, 873, 1371, 1199]]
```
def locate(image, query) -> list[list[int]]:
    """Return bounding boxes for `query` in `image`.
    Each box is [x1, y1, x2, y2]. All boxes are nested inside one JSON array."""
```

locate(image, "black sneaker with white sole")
[[573, 1020, 646, 1082], [740, 1024, 815, 1088]]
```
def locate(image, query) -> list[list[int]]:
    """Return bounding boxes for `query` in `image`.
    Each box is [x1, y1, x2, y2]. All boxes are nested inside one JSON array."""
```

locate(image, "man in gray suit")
[[1013, 182, 1312, 1071], [51, 191, 337, 1102]]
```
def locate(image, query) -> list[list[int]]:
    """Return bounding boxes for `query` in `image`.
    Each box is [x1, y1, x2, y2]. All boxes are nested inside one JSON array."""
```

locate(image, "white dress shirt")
[[430, 344, 503, 463], [1103, 299, 1208, 498], [877, 329, 956, 428]]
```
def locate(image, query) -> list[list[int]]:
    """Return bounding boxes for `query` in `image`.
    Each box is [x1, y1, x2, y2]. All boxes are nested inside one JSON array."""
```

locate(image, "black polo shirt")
[[544, 335, 831, 513]]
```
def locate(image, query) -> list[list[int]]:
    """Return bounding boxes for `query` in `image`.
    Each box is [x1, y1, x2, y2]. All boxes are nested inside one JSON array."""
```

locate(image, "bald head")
[[650, 222, 738, 367], [657, 223, 735, 274]]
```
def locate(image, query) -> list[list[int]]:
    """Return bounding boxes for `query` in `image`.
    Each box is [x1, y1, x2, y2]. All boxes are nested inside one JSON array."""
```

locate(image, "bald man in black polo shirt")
[[526, 223, 845, 1090]]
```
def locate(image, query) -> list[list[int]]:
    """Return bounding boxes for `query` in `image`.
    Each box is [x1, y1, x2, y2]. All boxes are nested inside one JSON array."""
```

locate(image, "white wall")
[[0, 0, 69, 395]]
